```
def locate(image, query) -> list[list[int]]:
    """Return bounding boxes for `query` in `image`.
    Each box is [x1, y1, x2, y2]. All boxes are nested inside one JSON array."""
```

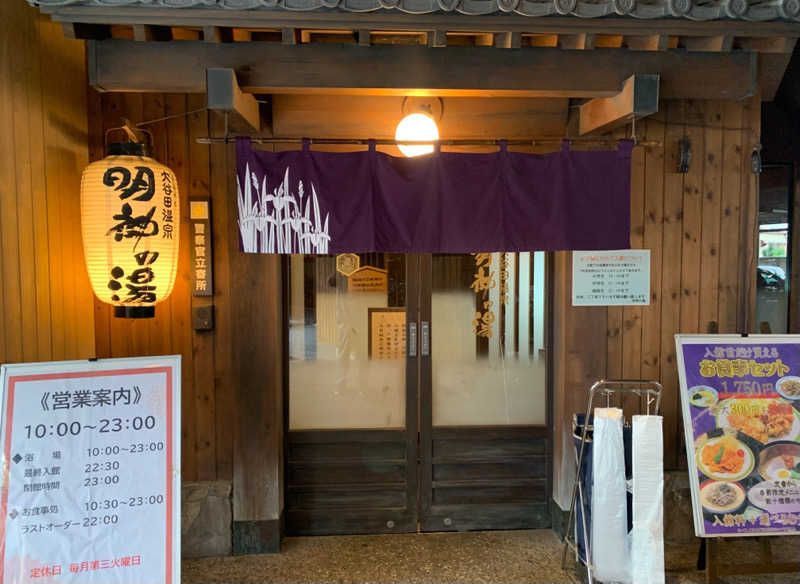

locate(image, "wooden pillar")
[[551, 251, 608, 511], [228, 144, 285, 553]]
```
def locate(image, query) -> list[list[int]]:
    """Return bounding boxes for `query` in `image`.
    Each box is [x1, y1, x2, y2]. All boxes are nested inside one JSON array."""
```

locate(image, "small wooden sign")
[[190, 199, 213, 296], [348, 266, 388, 293], [369, 308, 406, 360]]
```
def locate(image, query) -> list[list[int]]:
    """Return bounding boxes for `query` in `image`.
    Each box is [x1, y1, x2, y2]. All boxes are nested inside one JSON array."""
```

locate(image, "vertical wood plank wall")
[[88, 92, 242, 485], [552, 97, 761, 509], [0, 3, 95, 366], [0, 12, 764, 516], [88, 89, 284, 534]]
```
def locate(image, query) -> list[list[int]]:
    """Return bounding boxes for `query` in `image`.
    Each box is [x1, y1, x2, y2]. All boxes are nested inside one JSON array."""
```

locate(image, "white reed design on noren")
[[237, 163, 331, 253]]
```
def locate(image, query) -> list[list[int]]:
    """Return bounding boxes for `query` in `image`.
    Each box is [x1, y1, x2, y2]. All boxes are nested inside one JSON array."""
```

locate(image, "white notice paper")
[[572, 250, 650, 306], [0, 357, 181, 584]]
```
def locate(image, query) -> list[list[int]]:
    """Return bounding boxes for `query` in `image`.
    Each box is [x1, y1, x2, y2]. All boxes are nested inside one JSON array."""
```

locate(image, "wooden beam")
[[232, 28, 252, 42], [579, 74, 659, 135], [203, 25, 233, 43], [492, 32, 521, 49], [132, 24, 172, 42], [759, 52, 794, 101], [282, 28, 299, 45], [624, 34, 668, 51], [738, 36, 797, 53], [557, 33, 595, 50], [206, 68, 261, 132], [358, 29, 371, 46], [88, 40, 756, 100], [681, 35, 733, 52], [428, 30, 447, 48], [61, 22, 110, 40]]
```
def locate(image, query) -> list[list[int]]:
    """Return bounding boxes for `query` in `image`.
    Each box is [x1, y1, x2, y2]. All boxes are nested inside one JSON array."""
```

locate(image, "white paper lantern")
[[80, 142, 179, 318]]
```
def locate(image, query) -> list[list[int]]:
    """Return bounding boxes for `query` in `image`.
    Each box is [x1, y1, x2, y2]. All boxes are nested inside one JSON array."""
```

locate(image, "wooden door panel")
[[285, 429, 416, 535], [421, 426, 551, 532]]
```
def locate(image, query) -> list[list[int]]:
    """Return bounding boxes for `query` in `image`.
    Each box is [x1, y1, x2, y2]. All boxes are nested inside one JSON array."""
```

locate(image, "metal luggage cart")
[[561, 379, 663, 584]]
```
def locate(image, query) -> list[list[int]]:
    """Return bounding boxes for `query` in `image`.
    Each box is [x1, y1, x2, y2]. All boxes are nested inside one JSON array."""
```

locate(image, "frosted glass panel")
[[432, 253, 547, 426], [289, 254, 406, 430]]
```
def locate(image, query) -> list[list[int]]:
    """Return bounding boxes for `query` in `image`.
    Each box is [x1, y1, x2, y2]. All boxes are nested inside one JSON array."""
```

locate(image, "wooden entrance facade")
[[5, 0, 799, 553], [285, 254, 551, 535]]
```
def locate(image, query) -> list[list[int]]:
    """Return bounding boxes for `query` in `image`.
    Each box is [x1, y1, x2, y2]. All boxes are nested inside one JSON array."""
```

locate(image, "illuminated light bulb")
[[395, 113, 439, 157]]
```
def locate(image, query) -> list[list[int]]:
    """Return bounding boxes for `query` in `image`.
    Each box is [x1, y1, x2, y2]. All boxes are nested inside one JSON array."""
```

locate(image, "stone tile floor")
[[183, 530, 800, 583]]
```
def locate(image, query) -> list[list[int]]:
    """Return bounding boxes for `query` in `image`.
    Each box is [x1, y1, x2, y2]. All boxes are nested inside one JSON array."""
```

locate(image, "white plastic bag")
[[631, 415, 665, 584], [591, 407, 631, 584]]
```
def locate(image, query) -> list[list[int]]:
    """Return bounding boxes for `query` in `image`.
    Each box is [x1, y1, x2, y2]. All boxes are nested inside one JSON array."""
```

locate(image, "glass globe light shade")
[[395, 113, 439, 158]]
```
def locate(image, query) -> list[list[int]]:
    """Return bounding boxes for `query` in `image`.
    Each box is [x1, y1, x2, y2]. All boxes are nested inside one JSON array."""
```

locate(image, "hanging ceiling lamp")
[[80, 137, 180, 318], [395, 97, 442, 157]]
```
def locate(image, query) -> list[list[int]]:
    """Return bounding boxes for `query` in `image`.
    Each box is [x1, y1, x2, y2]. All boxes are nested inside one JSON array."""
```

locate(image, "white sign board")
[[0, 356, 181, 584], [572, 250, 651, 306]]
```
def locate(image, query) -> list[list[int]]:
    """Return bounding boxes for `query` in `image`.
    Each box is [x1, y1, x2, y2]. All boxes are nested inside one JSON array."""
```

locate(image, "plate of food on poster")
[[676, 335, 800, 537]]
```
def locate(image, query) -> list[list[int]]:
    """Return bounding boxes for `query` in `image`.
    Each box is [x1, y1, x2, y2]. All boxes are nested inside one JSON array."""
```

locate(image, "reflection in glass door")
[[285, 252, 551, 536], [285, 253, 419, 536], [421, 253, 551, 532], [431, 252, 547, 426], [757, 166, 793, 333]]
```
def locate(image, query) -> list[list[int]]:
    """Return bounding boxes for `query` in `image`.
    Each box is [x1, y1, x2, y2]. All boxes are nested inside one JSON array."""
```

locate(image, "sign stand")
[[702, 537, 799, 583], [0, 356, 181, 584], [561, 378, 664, 584], [676, 332, 800, 584]]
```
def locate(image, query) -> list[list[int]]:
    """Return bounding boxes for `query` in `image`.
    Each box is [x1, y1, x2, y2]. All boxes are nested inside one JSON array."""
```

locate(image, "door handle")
[[421, 321, 430, 357], [408, 322, 417, 358]]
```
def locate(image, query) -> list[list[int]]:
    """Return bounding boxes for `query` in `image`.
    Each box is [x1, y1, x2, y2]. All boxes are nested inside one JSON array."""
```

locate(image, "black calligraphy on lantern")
[[107, 203, 159, 245], [106, 250, 160, 304], [161, 171, 174, 239], [102, 166, 155, 202]]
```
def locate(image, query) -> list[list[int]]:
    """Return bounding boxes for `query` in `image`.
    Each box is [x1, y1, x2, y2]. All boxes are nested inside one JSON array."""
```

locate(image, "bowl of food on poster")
[[776, 376, 800, 401], [699, 479, 747, 516], [695, 431, 755, 482], [689, 385, 719, 409], [757, 441, 800, 481]]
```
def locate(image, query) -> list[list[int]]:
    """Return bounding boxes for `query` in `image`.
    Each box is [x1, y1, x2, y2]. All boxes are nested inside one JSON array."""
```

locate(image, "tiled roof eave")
[[26, 0, 800, 23]]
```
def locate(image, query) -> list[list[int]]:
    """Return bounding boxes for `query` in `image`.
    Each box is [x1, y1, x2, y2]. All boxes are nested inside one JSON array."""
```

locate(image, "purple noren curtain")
[[236, 138, 632, 254]]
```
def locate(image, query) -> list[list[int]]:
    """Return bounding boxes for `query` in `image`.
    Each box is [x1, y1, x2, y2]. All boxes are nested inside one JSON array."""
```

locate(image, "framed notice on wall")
[[0, 356, 181, 583], [676, 335, 800, 537], [368, 308, 406, 360]]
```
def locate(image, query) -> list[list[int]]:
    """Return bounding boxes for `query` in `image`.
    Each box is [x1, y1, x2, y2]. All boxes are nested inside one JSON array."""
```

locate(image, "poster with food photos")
[[676, 335, 800, 537]]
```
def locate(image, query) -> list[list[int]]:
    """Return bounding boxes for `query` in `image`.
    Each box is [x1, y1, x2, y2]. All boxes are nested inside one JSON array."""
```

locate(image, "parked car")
[[757, 265, 786, 290]]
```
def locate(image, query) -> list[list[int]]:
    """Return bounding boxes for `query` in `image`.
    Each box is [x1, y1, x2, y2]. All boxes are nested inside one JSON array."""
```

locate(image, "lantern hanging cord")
[[134, 107, 209, 128]]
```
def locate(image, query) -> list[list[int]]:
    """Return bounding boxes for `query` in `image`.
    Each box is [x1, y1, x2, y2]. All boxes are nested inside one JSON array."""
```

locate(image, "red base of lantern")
[[114, 306, 155, 318]]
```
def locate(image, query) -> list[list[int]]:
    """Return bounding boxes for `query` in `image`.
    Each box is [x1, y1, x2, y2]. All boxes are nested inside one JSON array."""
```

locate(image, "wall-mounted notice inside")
[[368, 308, 406, 360], [0, 356, 181, 583], [572, 250, 650, 306], [676, 335, 800, 537]]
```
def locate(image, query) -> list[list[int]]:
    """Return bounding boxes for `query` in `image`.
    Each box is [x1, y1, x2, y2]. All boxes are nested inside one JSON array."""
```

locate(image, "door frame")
[[417, 253, 554, 532], [281, 254, 420, 535], [281, 252, 554, 535]]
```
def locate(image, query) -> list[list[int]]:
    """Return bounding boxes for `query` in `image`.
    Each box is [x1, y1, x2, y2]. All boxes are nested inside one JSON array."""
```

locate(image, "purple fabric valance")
[[236, 138, 632, 254]]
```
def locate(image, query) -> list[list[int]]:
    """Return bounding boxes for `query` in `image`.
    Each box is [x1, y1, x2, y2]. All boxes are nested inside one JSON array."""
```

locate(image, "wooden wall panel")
[[89, 93, 242, 484], [0, 2, 94, 367], [80, 89, 759, 496], [555, 97, 762, 506]]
